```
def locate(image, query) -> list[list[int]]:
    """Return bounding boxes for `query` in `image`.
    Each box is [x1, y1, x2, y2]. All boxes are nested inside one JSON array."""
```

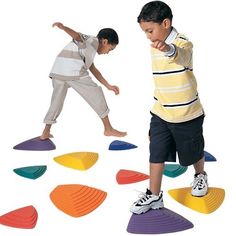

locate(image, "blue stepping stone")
[[13, 165, 47, 179], [127, 208, 193, 234], [164, 164, 188, 178], [109, 140, 137, 151], [13, 137, 56, 151], [204, 151, 217, 162]]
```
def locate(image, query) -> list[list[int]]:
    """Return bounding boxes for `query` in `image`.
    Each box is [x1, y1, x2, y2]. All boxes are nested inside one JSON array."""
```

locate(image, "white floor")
[[1, 0, 235, 235]]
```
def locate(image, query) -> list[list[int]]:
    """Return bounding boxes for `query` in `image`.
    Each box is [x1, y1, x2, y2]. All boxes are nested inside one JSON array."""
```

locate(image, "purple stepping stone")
[[13, 137, 56, 151], [127, 208, 193, 234]]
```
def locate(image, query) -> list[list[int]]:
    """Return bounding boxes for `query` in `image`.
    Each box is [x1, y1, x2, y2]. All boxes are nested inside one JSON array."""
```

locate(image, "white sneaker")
[[191, 173, 208, 197], [130, 189, 164, 214]]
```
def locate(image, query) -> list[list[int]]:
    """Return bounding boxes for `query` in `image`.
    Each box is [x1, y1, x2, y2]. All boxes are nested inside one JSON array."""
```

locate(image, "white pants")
[[43, 77, 109, 124]]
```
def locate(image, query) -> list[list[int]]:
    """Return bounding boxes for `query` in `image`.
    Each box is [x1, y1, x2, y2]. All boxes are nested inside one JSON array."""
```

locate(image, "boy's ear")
[[162, 18, 171, 29], [102, 38, 108, 45]]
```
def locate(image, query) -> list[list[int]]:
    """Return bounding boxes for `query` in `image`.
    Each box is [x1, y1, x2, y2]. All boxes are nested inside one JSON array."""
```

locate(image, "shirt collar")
[[165, 27, 178, 44]]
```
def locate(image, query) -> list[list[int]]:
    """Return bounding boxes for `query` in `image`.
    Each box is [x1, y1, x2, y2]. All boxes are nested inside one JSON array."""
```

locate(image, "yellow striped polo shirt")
[[151, 28, 204, 123]]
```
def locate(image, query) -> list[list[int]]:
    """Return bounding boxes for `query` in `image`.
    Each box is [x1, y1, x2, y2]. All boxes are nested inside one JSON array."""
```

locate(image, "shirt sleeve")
[[164, 44, 176, 57], [78, 32, 90, 42], [72, 33, 90, 45], [169, 40, 193, 67]]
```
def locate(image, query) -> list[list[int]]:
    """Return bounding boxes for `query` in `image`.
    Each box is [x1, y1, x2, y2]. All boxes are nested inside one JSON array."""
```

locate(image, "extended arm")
[[152, 39, 193, 67], [89, 63, 119, 95], [52, 22, 82, 41], [168, 44, 193, 67]]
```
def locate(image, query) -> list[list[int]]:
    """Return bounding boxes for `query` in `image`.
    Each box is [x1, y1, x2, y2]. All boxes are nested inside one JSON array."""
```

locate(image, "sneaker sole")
[[191, 191, 208, 197], [131, 201, 164, 214]]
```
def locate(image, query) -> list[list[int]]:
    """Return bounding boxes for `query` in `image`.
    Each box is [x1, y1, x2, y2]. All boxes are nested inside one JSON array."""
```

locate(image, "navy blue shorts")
[[149, 113, 205, 166]]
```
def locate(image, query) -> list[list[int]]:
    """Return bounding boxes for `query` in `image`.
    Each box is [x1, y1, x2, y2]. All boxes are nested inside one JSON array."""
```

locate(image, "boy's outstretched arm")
[[52, 22, 81, 41], [151, 39, 192, 67], [89, 63, 119, 95]]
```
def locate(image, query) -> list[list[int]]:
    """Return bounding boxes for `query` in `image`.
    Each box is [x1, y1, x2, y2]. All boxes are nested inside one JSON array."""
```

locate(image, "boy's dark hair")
[[97, 28, 119, 45], [137, 1, 173, 23]]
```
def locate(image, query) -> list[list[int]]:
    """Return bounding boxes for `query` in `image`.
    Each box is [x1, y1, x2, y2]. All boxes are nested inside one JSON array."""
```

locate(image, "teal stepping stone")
[[13, 165, 47, 179], [164, 164, 187, 178]]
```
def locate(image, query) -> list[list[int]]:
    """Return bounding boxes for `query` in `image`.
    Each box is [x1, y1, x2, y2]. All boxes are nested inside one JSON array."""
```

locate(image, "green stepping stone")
[[13, 165, 47, 179], [164, 164, 187, 178]]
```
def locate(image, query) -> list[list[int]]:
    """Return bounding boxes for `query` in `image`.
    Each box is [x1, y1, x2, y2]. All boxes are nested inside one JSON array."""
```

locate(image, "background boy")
[[40, 22, 127, 140], [130, 1, 208, 214]]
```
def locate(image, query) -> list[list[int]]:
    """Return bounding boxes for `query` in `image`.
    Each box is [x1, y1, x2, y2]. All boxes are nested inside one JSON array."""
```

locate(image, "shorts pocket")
[[178, 134, 204, 166]]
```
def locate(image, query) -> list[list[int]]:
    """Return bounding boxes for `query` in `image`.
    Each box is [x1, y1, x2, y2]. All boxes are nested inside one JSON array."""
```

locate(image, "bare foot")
[[104, 128, 127, 137], [40, 133, 54, 140]]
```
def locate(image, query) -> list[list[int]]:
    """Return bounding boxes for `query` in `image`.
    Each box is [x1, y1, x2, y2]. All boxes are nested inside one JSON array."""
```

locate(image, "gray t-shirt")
[[49, 33, 99, 80]]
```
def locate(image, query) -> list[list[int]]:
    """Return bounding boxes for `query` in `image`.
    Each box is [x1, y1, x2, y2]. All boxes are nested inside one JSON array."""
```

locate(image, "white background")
[[0, 0, 235, 235]]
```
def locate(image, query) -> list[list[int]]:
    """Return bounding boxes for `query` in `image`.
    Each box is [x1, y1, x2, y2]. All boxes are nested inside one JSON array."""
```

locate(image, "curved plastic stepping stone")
[[53, 152, 98, 170], [127, 208, 193, 234], [168, 187, 225, 214], [164, 164, 188, 178], [13, 165, 47, 179], [116, 169, 149, 184], [13, 137, 56, 151], [0, 205, 38, 229], [204, 151, 217, 162], [50, 184, 107, 217], [109, 140, 137, 150]]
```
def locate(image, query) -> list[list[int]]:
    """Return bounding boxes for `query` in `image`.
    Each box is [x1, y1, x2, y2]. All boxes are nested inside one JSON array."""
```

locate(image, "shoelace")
[[134, 190, 152, 204], [191, 176, 206, 190]]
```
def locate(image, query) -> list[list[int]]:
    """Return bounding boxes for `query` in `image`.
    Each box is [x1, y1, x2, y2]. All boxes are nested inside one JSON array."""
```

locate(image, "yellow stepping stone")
[[168, 187, 225, 214], [54, 152, 98, 171]]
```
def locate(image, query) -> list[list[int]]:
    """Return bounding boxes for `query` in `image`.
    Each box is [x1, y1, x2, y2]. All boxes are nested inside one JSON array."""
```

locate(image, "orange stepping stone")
[[0, 205, 38, 229], [50, 184, 107, 217], [116, 169, 149, 184], [168, 187, 225, 214]]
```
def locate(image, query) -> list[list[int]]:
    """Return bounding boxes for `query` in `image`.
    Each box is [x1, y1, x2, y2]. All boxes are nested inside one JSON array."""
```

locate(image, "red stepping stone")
[[116, 169, 149, 184], [0, 205, 38, 229]]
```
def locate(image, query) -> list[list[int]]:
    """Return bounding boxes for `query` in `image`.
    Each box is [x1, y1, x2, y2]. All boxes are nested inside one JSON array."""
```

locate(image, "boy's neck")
[[164, 26, 173, 42]]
